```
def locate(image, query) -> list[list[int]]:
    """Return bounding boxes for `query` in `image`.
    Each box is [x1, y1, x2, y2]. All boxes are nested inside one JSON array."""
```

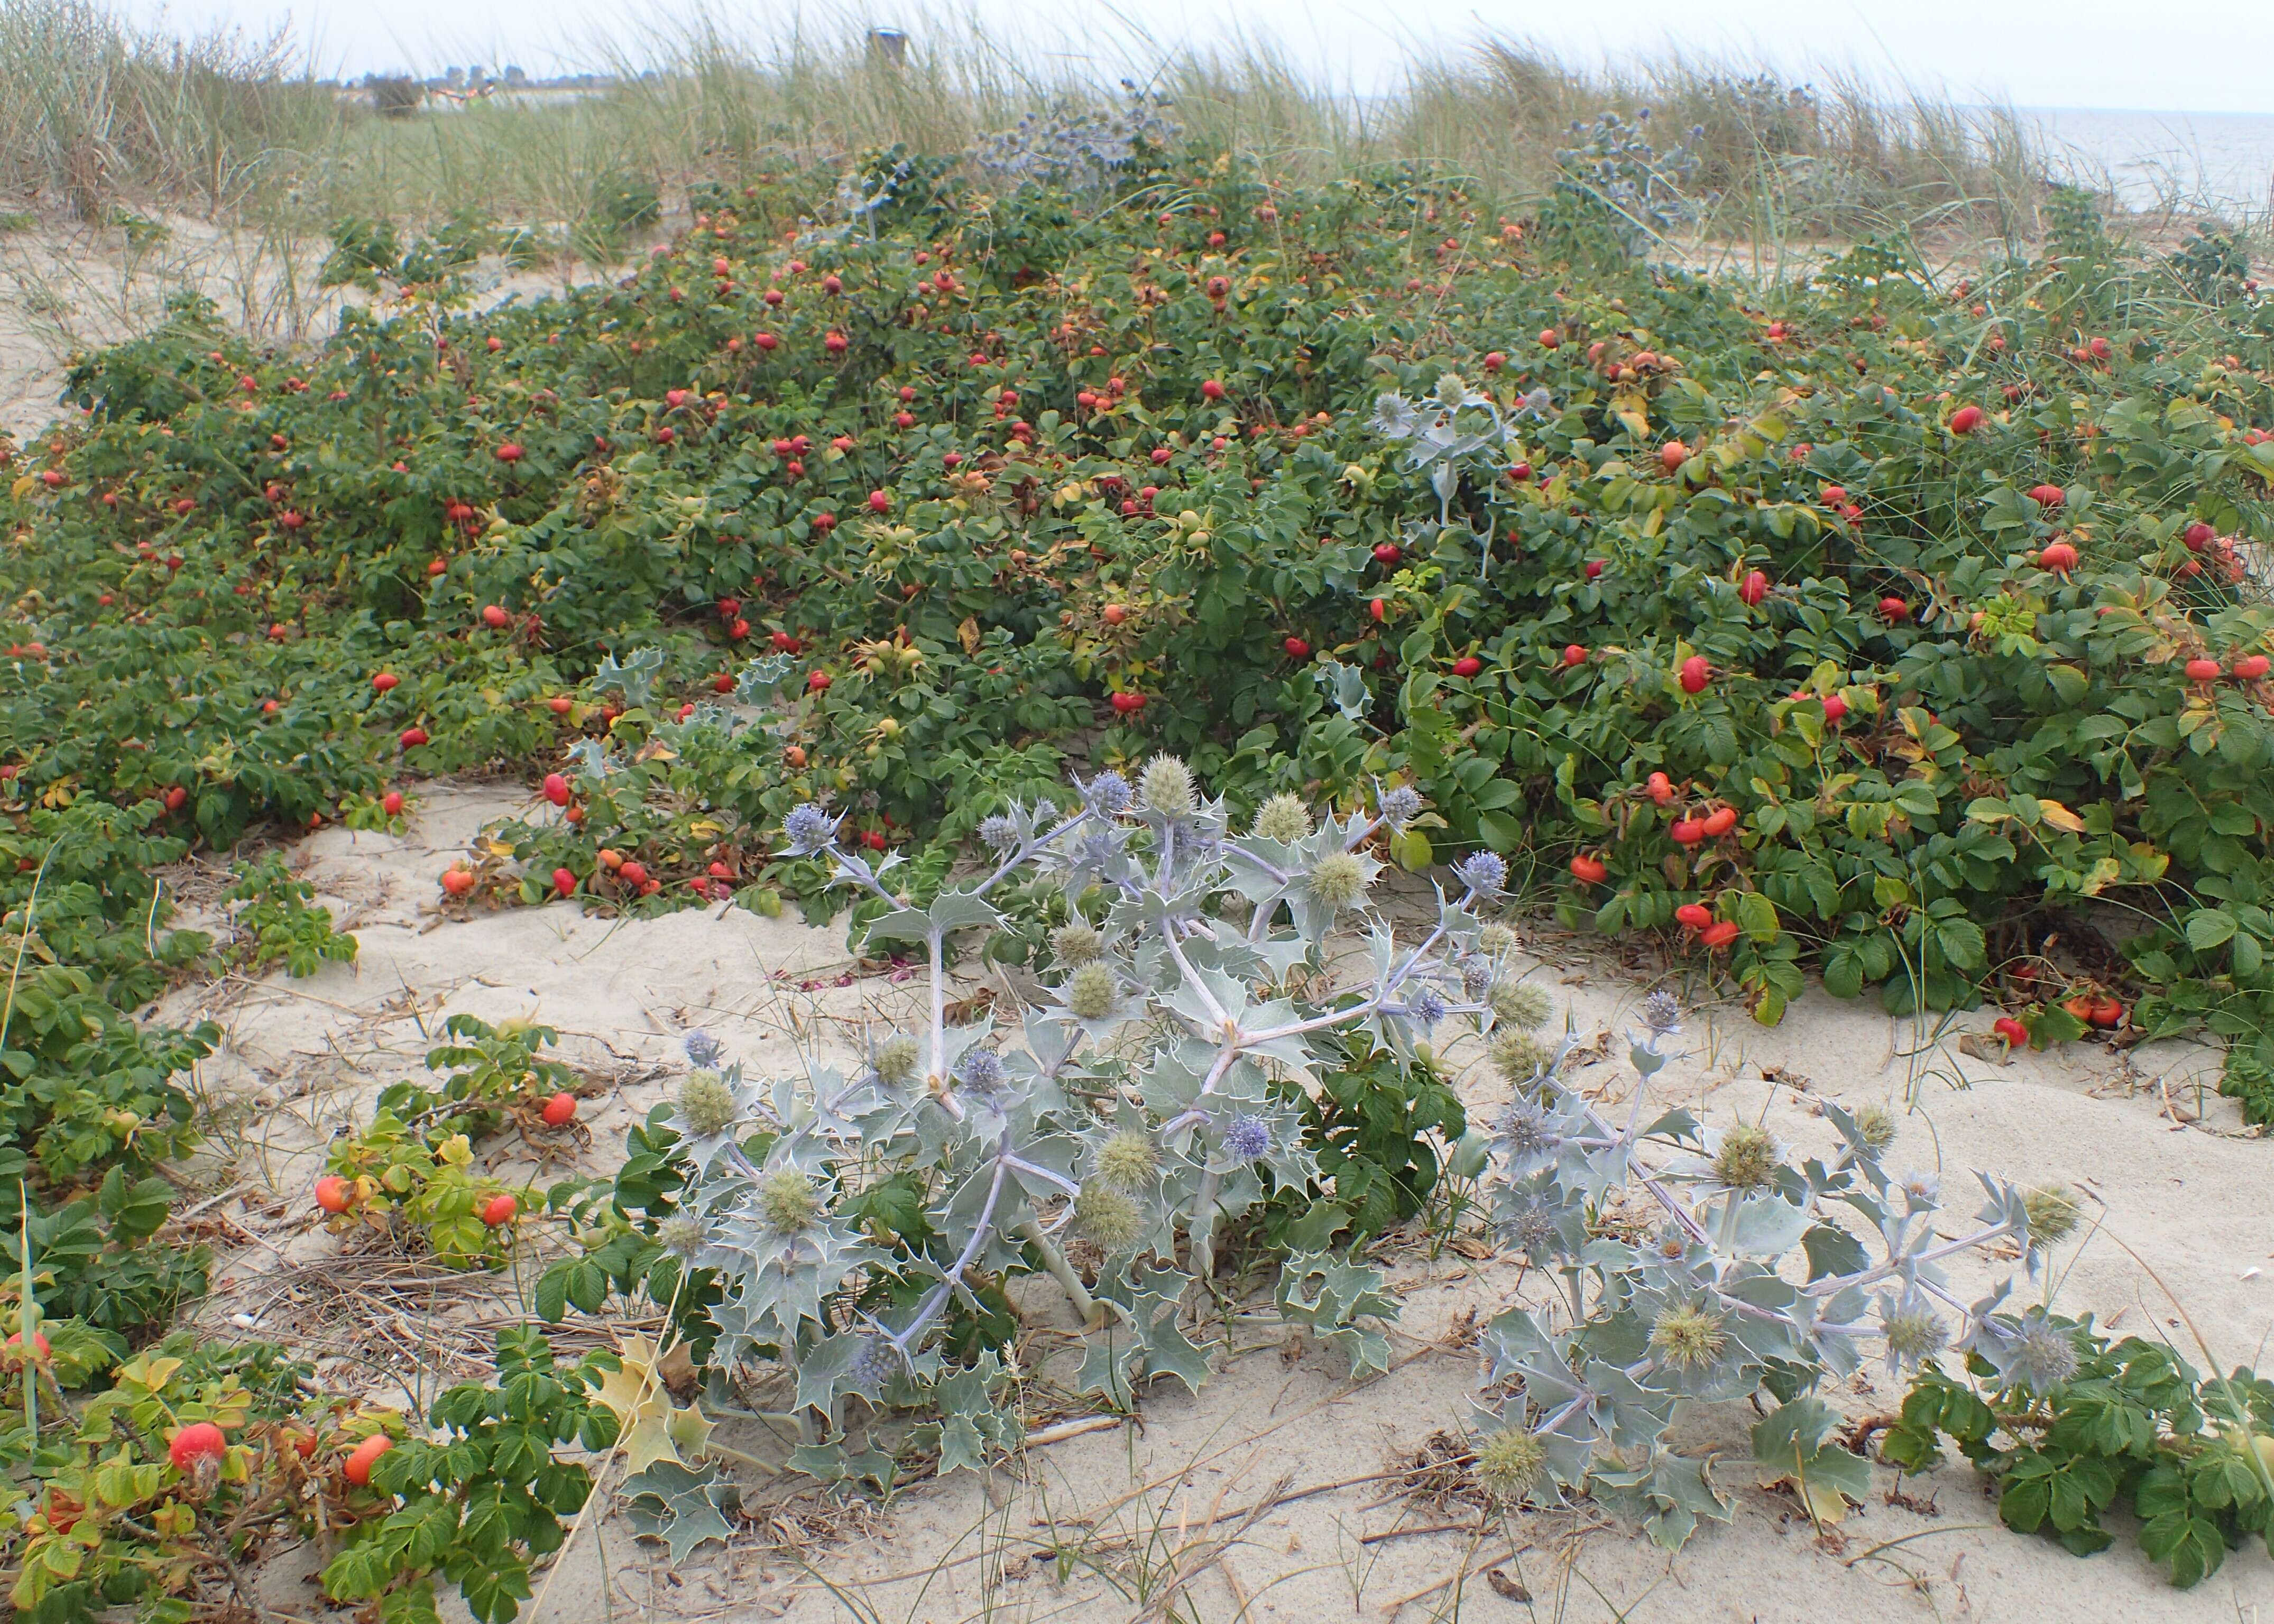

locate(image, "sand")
[[0, 213, 599, 445], [145, 781, 2274, 1624]]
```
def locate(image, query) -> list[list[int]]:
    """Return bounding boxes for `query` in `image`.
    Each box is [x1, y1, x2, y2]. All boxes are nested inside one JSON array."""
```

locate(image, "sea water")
[[2023, 107, 2274, 219]]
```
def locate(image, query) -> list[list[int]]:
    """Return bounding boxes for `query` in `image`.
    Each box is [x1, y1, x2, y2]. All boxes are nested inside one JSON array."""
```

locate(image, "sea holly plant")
[[1467, 991, 2076, 1549], [591, 645, 666, 708], [1368, 371, 1542, 576], [650, 764, 1519, 1482]]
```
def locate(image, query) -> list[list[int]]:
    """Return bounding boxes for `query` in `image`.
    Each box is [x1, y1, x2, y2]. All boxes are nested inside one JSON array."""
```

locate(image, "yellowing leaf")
[[596, 1335, 711, 1473], [595, 1336, 665, 1425], [2036, 798, 2086, 834], [125, 1355, 183, 1393]]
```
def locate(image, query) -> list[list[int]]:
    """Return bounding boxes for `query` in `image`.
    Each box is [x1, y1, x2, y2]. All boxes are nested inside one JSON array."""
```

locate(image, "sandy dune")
[[149, 783, 2274, 1624]]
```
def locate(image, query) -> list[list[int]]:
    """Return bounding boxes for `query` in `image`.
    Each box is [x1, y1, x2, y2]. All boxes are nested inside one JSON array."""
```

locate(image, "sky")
[[113, 0, 2274, 117]]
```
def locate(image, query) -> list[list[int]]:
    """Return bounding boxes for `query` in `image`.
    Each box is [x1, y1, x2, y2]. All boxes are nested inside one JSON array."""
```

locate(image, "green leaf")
[[534, 1265, 569, 1324], [2186, 909, 2239, 951], [622, 1461, 738, 1561], [1752, 1397, 1872, 1523], [2140, 1509, 2228, 1589], [458, 1560, 534, 1624], [1800, 1222, 1870, 1281]]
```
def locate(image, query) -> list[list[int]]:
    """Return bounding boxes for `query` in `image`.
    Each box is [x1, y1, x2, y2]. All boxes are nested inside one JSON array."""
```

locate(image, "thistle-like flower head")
[[758, 1169, 821, 1235], [1711, 1124, 1779, 1192], [978, 813, 1020, 852], [1474, 1427, 1546, 1503], [850, 1334, 900, 1393], [1093, 1129, 1159, 1190], [1453, 850, 1508, 900], [1308, 850, 1370, 910], [1406, 986, 1449, 1028], [1496, 1097, 1557, 1156], [682, 1030, 726, 1069], [2024, 1184, 2083, 1248], [656, 1212, 706, 1258], [1139, 754, 1196, 818], [676, 1069, 737, 1138], [1640, 989, 1682, 1035], [2006, 1313, 2079, 1391], [1250, 793, 1311, 843], [1066, 961, 1119, 1020], [783, 803, 838, 855], [873, 1034, 920, 1086], [1050, 919, 1102, 964], [1074, 1183, 1146, 1252], [1489, 1028, 1549, 1084], [1851, 1102, 1898, 1154], [1648, 1302, 1728, 1371], [1489, 979, 1553, 1030], [1221, 1113, 1271, 1160], [1080, 770, 1132, 816], [954, 1048, 1007, 1098], [1500, 1196, 1562, 1259], [1878, 1294, 1948, 1371], [1377, 783, 1423, 828]]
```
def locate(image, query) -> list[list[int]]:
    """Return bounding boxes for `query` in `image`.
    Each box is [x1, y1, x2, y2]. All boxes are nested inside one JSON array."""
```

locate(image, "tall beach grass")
[[0, 0, 2080, 250]]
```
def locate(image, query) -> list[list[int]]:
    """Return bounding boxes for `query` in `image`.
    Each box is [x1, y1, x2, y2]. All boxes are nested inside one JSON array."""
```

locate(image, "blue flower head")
[[1080, 770, 1132, 816], [978, 813, 1020, 852], [954, 1048, 1007, 1097], [1222, 1113, 1270, 1160], [683, 1030, 726, 1069], [850, 1334, 900, 1393], [1377, 784, 1423, 828], [783, 803, 838, 855], [1408, 986, 1450, 1027], [1454, 850, 1508, 900]]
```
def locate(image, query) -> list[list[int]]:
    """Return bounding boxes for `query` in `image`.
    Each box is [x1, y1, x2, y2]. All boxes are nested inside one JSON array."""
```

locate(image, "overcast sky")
[[115, 0, 2274, 117]]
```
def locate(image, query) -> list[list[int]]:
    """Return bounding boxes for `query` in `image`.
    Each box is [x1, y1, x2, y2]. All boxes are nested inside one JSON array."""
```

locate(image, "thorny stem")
[[1384, 911, 1461, 992], [1002, 1156, 1081, 1197], [1809, 1219, 2023, 1300], [926, 925, 961, 1122], [890, 1134, 1011, 1358], [1536, 1390, 1589, 1438], [1163, 928, 1230, 1032], [1715, 1188, 1743, 1251], [1017, 1215, 1101, 1325], [1192, 1045, 1237, 1102], [973, 809, 1090, 896], [1186, 1166, 1224, 1288]]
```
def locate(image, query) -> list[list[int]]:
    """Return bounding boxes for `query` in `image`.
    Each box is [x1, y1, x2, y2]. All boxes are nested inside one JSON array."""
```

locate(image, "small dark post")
[[867, 29, 908, 70]]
